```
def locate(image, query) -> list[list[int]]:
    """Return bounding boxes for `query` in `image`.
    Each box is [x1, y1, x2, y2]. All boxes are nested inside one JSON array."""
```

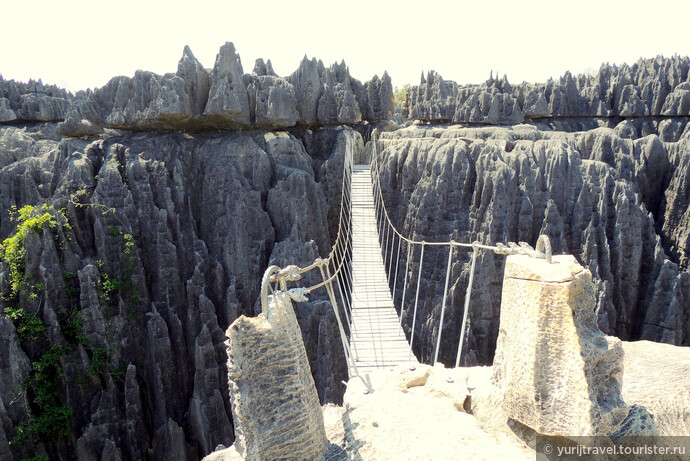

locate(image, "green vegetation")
[[85, 344, 125, 381], [11, 345, 73, 444], [2, 200, 138, 450], [0, 205, 61, 341], [394, 84, 409, 110], [0, 205, 75, 446], [96, 224, 141, 320], [63, 271, 79, 297], [0, 205, 58, 300], [4, 307, 45, 340], [58, 307, 87, 345], [96, 254, 141, 310]]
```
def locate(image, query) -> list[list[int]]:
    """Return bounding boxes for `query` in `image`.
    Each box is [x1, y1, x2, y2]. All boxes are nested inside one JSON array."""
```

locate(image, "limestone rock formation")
[[405, 70, 458, 121], [361, 72, 395, 121], [492, 254, 655, 436], [54, 43, 394, 136], [0, 122, 358, 460], [2, 46, 690, 461], [0, 76, 72, 122], [178, 45, 212, 116], [0, 98, 17, 122], [204, 42, 251, 127], [375, 123, 689, 367], [244, 75, 299, 128], [0, 318, 32, 460], [226, 291, 327, 461], [58, 46, 215, 134], [402, 56, 690, 124]]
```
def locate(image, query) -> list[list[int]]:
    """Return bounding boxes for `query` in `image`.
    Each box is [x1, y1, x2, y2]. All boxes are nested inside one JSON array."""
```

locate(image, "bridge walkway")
[[349, 164, 416, 375]]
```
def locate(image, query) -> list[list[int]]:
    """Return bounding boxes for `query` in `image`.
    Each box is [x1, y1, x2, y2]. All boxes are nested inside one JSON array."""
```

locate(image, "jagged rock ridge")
[[404, 56, 690, 124], [374, 122, 689, 367], [2, 49, 690, 461], [54, 42, 394, 136], [0, 77, 72, 123]]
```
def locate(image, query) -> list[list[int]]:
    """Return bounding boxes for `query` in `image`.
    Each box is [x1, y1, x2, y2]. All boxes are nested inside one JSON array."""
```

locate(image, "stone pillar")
[[225, 291, 327, 460], [492, 254, 656, 436]]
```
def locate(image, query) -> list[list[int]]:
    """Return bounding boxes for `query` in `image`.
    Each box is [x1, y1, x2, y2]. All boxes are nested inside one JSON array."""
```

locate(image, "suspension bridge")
[[261, 131, 552, 392]]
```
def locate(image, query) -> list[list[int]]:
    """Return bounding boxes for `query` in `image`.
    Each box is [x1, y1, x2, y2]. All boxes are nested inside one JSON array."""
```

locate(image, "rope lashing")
[[286, 288, 309, 303], [261, 265, 282, 315], [493, 235, 553, 263], [270, 265, 303, 283], [261, 265, 311, 315], [536, 235, 553, 264]]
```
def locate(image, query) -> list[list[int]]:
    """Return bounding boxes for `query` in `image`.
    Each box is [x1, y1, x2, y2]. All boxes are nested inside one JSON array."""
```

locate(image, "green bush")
[[4, 307, 45, 340], [394, 84, 409, 111], [12, 345, 73, 444], [0, 205, 58, 301]]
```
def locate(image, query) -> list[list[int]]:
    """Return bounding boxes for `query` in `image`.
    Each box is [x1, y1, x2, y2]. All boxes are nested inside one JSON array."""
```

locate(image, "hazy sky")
[[2, 0, 689, 93]]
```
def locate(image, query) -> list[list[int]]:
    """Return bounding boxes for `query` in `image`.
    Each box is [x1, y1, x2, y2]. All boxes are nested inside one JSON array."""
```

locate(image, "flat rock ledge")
[[206, 254, 689, 460], [206, 339, 690, 460]]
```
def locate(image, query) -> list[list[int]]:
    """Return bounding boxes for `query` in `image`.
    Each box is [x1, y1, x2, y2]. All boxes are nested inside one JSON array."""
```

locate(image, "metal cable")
[[408, 243, 425, 361], [398, 243, 412, 329], [433, 245, 455, 365], [263, 129, 554, 374], [455, 244, 478, 368], [392, 237, 402, 305], [320, 264, 372, 393]]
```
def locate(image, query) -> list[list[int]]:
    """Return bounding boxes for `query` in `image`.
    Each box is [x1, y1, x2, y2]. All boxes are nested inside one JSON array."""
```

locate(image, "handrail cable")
[[260, 128, 554, 390], [368, 131, 552, 366]]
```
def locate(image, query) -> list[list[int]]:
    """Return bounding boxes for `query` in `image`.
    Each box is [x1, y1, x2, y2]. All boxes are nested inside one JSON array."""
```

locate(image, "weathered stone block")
[[492, 254, 656, 436], [225, 291, 327, 461]]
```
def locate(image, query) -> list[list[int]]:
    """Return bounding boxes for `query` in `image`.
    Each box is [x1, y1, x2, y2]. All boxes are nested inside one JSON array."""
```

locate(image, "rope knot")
[[287, 287, 309, 303], [270, 265, 302, 283], [493, 236, 552, 263], [313, 258, 329, 268]]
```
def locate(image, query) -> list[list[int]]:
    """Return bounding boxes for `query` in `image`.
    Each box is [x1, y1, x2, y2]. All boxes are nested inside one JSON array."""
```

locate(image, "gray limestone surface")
[[2, 50, 690, 461], [403, 56, 690, 124], [54, 42, 394, 136], [374, 123, 690, 367], [0, 76, 72, 123], [0, 122, 359, 460]]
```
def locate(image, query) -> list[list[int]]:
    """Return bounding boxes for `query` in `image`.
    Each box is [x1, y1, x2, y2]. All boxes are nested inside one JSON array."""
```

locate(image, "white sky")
[[1, 0, 689, 93]]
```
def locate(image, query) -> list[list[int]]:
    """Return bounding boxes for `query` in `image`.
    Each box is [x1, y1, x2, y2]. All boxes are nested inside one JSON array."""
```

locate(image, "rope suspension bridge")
[[261, 131, 553, 393]]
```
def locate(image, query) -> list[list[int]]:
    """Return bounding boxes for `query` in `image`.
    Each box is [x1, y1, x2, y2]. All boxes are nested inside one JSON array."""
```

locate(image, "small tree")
[[394, 84, 409, 112]]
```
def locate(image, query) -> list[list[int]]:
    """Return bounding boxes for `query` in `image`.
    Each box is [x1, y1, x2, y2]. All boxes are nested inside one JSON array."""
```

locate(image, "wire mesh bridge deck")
[[350, 165, 417, 374]]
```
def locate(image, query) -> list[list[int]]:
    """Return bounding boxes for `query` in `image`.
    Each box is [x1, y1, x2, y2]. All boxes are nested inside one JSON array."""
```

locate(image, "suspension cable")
[[409, 243, 425, 361], [262, 128, 553, 374], [455, 243, 478, 367], [433, 245, 454, 365]]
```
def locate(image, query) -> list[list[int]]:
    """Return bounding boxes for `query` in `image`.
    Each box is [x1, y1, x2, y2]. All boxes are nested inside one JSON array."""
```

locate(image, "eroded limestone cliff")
[[1, 47, 689, 461], [374, 120, 689, 366], [0, 121, 361, 460]]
